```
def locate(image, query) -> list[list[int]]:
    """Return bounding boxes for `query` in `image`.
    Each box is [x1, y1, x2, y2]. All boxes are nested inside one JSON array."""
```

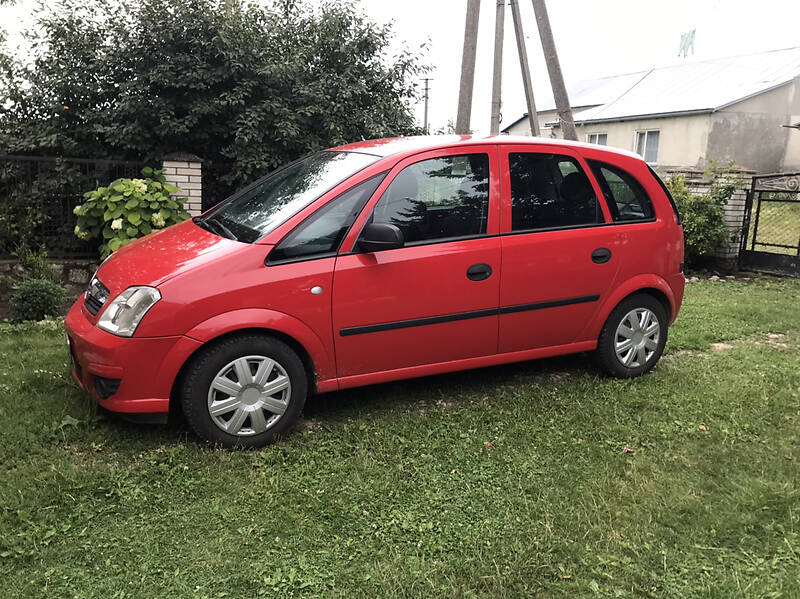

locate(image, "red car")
[[65, 136, 684, 447]]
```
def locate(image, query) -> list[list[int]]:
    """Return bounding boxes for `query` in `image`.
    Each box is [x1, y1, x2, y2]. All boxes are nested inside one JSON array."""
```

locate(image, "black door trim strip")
[[339, 294, 600, 337], [497, 294, 600, 315]]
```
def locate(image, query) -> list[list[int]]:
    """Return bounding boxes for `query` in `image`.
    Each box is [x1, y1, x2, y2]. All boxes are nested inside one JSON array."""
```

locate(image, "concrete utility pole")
[[456, 0, 481, 135], [489, 0, 505, 135], [531, 0, 577, 140], [422, 78, 432, 134], [509, 0, 540, 136]]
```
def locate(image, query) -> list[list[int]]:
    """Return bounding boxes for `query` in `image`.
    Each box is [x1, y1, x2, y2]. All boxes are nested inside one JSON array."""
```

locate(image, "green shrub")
[[10, 278, 66, 322], [664, 165, 741, 267], [14, 245, 56, 281], [74, 167, 191, 259]]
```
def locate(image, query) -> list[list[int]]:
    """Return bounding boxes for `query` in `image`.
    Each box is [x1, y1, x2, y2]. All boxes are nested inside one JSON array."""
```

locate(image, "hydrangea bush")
[[74, 167, 191, 258]]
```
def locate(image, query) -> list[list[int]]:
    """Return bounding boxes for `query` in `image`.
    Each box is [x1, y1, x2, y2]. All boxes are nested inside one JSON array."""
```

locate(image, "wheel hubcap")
[[614, 308, 660, 368], [207, 355, 291, 437]]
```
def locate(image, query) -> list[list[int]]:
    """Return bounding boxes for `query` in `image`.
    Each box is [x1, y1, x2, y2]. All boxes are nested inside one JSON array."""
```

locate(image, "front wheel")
[[596, 294, 668, 378], [180, 334, 308, 448]]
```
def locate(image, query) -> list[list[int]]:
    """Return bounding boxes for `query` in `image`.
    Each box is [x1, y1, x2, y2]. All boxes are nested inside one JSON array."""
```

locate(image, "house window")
[[634, 130, 659, 163], [587, 133, 607, 145]]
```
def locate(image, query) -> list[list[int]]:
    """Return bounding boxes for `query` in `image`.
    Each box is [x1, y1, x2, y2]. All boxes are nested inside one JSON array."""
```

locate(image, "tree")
[[0, 0, 425, 204]]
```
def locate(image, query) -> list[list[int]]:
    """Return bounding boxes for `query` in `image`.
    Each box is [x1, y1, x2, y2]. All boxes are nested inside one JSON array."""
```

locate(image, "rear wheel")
[[596, 294, 667, 378], [181, 334, 307, 448]]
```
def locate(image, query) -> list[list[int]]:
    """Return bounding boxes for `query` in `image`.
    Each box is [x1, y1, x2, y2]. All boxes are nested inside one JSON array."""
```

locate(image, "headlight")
[[97, 286, 161, 337]]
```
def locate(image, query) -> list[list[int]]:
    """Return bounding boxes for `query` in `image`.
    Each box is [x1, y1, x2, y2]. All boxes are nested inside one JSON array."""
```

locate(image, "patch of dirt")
[[710, 343, 734, 351], [662, 349, 701, 361], [751, 333, 792, 351], [548, 371, 570, 382], [298, 418, 323, 432], [666, 332, 795, 359]]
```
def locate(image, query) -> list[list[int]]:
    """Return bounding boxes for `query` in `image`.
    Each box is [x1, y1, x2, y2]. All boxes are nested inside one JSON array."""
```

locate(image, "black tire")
[[596, 293, 668, 378], [181, 333, 308, 448]]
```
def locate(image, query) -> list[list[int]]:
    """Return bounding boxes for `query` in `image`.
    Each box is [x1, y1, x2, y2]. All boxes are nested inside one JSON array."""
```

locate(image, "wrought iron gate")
[[739, 172, 800, 276]]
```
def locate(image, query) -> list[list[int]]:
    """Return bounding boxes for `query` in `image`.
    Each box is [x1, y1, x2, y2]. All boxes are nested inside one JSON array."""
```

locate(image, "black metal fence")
[[0, 155, 149, 258], [740, 172, 800, 276]]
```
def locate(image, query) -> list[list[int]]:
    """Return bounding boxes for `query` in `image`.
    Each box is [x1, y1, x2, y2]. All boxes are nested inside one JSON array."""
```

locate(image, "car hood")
[[95, 219, 242, 295]]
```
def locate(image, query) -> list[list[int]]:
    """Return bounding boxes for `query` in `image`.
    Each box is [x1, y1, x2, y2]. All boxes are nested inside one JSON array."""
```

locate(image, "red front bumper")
[[64, 298, 202, 414]]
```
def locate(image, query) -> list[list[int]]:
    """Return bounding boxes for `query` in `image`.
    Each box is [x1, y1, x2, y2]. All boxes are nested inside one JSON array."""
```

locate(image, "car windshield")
[[197, 151, 379, 243]]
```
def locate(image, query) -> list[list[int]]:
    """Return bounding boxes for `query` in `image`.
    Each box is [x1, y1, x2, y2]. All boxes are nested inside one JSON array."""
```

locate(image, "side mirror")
[[358, 222, 404, 253]]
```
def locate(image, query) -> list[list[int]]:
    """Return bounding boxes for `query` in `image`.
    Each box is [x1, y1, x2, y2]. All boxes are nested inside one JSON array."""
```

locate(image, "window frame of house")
[[633, 129, 660, 164], [586, 132, 608, 146]]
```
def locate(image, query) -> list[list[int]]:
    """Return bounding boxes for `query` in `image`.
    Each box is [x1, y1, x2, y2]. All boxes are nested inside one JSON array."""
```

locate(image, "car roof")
[[330, 134, 643, 162]]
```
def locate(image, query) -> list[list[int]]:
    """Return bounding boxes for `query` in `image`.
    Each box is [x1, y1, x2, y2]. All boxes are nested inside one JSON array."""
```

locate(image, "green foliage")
[[0, 163, 48, 255], [9, 277, 65, 321], [74, 167, 190, 258], [664, 164, 742, 266], [0, 158, 102, 256], [0, 0, 425, 203], [13, 245, 55, 281]]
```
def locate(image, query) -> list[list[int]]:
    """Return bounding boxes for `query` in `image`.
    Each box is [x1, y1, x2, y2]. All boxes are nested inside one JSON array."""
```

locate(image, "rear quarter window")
[[588, 160, 655, 222]]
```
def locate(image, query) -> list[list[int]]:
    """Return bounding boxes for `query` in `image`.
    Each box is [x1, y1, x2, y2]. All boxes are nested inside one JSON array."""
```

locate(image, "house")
[[502, 47, 800, 173]]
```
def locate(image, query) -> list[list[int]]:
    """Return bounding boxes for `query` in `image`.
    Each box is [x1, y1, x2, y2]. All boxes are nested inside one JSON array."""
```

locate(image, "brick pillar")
[[161, 152, 203, 216], [721, 178, 751, 265]]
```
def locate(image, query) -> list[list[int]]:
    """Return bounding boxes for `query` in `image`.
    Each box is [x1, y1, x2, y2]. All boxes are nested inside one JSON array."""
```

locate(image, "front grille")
[[84, 276, 110, 315], [84, 293, 103, 315]]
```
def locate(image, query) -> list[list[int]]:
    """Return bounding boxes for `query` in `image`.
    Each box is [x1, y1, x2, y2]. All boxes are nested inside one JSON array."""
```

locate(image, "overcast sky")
[[2, 0, 799, 135]]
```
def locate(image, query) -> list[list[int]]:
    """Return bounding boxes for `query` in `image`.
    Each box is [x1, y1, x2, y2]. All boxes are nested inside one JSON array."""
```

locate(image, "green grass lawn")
[[747, 199, 800, 255], [1, 277, 799, 598]]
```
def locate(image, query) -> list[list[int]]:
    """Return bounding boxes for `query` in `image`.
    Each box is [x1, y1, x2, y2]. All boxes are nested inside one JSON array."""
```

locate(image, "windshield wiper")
[[200, 215, 238, 241]]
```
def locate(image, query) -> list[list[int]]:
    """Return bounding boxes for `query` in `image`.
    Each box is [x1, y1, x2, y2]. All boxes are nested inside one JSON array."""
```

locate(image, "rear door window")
[[508, 153, 603, 231], [588, 161, 655, 222]]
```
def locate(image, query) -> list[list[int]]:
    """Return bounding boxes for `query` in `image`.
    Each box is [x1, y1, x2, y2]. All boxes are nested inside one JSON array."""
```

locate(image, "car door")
[[332, 146, 501, 379], [497, 144, 620, 353]]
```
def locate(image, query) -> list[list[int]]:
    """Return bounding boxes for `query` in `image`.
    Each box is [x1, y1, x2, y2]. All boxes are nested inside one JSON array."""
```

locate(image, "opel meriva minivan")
[[66, 136, 685, 447]]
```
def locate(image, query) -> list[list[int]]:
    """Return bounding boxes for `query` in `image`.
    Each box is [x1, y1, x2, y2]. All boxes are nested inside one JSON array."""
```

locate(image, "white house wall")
[[574, 114, 711, 168], [707, 80, 800, 172], [504, 110, 712, 168]]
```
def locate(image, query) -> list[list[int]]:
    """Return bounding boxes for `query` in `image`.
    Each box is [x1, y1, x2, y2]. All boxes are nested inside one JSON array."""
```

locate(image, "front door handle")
[[592, 248, 612, 264], [466, 263, 492, 281]]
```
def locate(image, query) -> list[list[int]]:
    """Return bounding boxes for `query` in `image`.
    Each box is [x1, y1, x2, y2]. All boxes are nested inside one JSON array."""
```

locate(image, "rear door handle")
[[592, 248, 612, 264], [466, 263, 492, 281]]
